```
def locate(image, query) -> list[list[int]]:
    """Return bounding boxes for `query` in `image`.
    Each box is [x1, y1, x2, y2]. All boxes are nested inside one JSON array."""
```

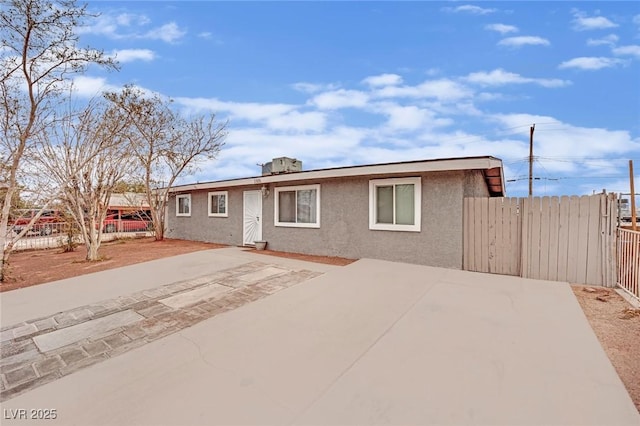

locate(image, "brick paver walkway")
[[0, 261, 321, 401]]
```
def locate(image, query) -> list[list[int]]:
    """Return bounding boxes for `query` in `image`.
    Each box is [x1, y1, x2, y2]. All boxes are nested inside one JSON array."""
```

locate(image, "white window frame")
[[274, 184, 321, 228], [369, 177, 421, 232], [207, 191, 228, 217], [176, 194, 191, 217]]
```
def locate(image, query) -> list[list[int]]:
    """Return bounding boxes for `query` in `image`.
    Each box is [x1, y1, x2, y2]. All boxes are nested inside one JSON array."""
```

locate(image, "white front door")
[[243, 190, 263, 245]]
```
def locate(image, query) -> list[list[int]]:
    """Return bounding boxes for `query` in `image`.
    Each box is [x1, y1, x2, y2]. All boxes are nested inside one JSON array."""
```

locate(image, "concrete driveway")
[[1, 248, 638, 425]]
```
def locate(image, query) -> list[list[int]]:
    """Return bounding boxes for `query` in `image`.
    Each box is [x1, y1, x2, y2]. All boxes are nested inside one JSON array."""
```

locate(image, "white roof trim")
[[169, 157, 503, 193]]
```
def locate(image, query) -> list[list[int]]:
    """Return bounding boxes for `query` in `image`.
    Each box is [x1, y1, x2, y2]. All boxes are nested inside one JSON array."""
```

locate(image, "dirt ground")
[[571, 285, 640, 412], [0, 238, 638, 412], [245, 248, 355, 266], [0, 238, 226, 292]]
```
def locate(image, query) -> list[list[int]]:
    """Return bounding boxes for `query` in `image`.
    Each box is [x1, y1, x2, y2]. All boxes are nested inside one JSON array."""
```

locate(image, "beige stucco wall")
[[167, 170, 486, 269]]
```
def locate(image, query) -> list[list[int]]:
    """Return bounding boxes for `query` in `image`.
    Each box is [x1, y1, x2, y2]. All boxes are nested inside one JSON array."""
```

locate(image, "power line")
[[506, 175, 628, 182], [427, 121, 562, 147]]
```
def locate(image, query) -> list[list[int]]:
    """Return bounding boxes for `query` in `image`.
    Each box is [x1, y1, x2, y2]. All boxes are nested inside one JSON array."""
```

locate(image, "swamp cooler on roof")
[[261, 157, 302, 176]]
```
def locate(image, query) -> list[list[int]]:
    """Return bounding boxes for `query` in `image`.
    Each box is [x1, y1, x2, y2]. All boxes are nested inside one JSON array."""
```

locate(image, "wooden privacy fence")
[[463, 193, 617, 286], [617, 228, 640, 300]]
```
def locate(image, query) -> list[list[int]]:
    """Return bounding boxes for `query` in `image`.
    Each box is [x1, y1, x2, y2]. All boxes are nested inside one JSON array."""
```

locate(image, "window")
[[208, 191, 228, 217], [176, 194, 191, 217], [369, 177, 421, 232], [274, 184, 320, 228]]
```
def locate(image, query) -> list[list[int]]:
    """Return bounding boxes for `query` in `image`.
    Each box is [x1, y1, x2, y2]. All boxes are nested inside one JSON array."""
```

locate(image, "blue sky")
[[74, 1, 640, 197]]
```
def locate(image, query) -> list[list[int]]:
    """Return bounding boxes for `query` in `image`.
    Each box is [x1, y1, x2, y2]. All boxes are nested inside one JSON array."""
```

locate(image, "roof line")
[[167, 155, 504, 195]]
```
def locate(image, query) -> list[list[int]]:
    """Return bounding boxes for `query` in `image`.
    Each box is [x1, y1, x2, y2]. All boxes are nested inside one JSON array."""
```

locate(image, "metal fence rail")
[[7, 223, 153, 252], [617, 227, 640, 301]]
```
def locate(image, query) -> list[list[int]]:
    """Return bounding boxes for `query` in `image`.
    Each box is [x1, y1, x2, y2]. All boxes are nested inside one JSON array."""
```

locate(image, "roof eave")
[[168, 156, 505, 195]]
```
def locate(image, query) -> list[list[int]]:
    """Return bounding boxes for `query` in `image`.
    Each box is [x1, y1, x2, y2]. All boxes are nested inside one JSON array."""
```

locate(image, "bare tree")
[[0, 0, 117, 280], [106, 87, 227, 240], [38, 99, 134, 261]]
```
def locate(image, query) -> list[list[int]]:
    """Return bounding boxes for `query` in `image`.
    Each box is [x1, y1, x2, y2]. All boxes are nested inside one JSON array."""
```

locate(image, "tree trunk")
[[86, 227, 100, 261], [84, 219, 102, 261], [0, 186, 16, 282], [151, 200, 165, 241], [86, 242, 99, 261], [0, 245, 8, 282], [154, 213, 165, 241]]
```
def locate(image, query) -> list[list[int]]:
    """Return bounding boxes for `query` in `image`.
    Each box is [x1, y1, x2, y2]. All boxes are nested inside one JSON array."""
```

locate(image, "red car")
[[102, 210, 153, 233], [11, 209, 64, 236]]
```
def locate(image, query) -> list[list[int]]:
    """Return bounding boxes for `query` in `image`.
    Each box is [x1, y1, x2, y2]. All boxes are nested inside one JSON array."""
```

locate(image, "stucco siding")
[[166, 187, 252, 245], [166, 170, 487, 269], [260, 172, 463, 268], [464, 170, 490, 198]]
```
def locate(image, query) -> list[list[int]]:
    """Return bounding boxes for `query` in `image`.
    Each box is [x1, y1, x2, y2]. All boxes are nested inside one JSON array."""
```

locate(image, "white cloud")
[[612, 45, 640, 58], [143, 22, 186, 43], [203, 125, 368, 181], [77, 13, 150, 38], [634, 14, 640, 26], [558, 56, 625, 70], [311, 89, 369, 110], [198, 32, 212, 39], [572, 11, 618, 31], [175, 97, 326, 132], [69, 76, 119, 97], [368, 103, 452, 132], [291, 82, 338, 94], [492, 114, 640, 172], [443, 5, 496, 15], [109, 49, 156, 63], [78, 13, 185, 43], [373, 79, 472, 101], [385, 105, 429, 131], [109, 70, 640, 197], [362, 73, 403, 87], [498, 36, 550, 47], [465, 69, 570, 88], [180, 98, 295, 120], [115, 13, 150, 27], [586, 34, 619, 46], [485, 23, 519, 34], [265, 111, 327, 132]]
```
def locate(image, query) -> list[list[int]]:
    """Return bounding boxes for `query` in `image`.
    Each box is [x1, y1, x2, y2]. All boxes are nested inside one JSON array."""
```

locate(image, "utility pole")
[[630, 160, 637, 231], [528, 124, 535, 197]]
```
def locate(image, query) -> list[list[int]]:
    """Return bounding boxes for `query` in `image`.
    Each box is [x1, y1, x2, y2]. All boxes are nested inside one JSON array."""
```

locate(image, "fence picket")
[[548, 197, 560, 281], [488, 198, 497, 273], [617, 228, 640, 300], [481, 197, 489, 272], [607, 194, 617, 286], [565, 196, 580, 283], [463, 198, 471, 271], [473, 198, 482, 271], [495, 199, 504, 273], [521, 197, 530, 279], [530, 197, 543, 279], [586, 195, 601, 284], [557, 196, 570, 281], [575, 196, 591, 283], [539, 197, 551, 281], [463, 193, 618, 287]]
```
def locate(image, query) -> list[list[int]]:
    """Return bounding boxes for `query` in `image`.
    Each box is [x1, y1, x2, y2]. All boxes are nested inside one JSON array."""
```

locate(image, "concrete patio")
[[1, 248, 638, 425]]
